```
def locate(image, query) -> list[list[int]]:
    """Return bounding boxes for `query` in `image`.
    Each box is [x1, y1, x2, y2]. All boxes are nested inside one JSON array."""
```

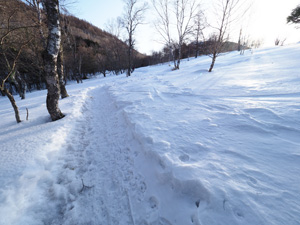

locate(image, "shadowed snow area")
[[0, 44, 300, 225]]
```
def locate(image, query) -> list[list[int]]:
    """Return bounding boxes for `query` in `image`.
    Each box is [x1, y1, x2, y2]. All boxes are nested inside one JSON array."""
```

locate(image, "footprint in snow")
[[235, 210, 244, 218], [179, 154, 190, 162], [247, 176, 258, 187], [140, 181, 147, 193], [148, 196, 159, 209]]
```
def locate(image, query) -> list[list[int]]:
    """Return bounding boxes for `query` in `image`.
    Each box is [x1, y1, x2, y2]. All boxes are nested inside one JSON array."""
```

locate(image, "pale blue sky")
[[69, 0, 300, 55], [68, 0, 159, 54], [71, 0, 123, 28]]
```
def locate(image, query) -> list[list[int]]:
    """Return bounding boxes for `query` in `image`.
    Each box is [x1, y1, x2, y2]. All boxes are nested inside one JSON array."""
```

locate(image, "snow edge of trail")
[[0, 86, 98, 225]]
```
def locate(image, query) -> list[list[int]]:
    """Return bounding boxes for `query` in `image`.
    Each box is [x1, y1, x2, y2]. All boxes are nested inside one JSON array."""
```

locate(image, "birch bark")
[[43, 0, 64, 121]]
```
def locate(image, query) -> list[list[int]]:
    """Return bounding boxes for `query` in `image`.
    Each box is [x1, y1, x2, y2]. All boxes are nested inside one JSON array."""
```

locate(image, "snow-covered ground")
[[0, 44, 300, 225]]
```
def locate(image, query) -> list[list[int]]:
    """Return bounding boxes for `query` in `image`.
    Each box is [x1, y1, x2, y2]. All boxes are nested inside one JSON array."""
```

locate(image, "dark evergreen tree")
[[287, 5, 300, 24]]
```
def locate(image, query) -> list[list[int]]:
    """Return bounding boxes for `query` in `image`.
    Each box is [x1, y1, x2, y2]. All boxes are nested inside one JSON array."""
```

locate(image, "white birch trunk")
[[43, 0, 64, 121]]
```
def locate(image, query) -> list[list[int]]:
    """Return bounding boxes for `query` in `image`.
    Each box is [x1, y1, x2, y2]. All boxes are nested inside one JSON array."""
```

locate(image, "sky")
[[68, 0, 300, 55]]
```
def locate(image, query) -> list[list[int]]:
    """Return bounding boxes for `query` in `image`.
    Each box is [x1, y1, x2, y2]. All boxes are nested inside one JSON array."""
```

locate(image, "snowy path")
[[56, 85, 148, 224]]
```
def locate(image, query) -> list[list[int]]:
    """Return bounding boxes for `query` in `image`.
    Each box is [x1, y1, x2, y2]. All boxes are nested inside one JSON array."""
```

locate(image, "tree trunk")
[[127, 40, 132, 77], [4, 88, 21, 123], [208, 52, 217, 72], [237, 28, 242, 52], [168, 45, 174, 67], [77, 54, 83, 83], [57, 44, 69, 99], [176, 45, 182, 69], [127, 50, 131, 76], [43, 0, 64, 121], [35, 0, 47, 49], [195, 37, 199, 58], [15, 71, 26, 99]]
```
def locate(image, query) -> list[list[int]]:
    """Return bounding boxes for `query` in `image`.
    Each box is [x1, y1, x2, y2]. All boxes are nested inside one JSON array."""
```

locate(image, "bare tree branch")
[[207, 0, 250, 72], [120, 0, 148, 76], [152, 0, 198, 69]]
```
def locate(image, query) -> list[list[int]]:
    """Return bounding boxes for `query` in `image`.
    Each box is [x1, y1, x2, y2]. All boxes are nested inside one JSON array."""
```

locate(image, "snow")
[[1, 44, 300, 225]]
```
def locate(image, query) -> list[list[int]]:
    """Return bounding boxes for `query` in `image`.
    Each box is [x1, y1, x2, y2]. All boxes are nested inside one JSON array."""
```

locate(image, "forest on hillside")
[[0, 0, 247, 100], [0, 0, 145, 97]]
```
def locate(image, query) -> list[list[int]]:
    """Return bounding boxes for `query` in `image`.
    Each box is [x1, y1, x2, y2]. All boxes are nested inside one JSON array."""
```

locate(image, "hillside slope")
[[0, 45, 300, 225], [0, 0, 146, 96]]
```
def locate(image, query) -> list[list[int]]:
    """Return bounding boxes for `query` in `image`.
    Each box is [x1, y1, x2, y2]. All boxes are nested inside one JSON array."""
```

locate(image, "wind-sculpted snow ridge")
[[0, 44, 300, 225], [105, 45, 300, 225]]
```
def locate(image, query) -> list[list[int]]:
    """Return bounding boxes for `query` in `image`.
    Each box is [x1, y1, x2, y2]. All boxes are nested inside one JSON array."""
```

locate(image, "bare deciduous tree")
[[106, 18, 123, 39], [42, 0, 65, 121], [193, 6, 206, 58], [275, 37, 287, 46], [250, 39, 262, 49], [173, 0, 197, 69], [25, 0, 47, 47], [152, 0, 198, 70], [152, 0, 174, 65], [26, 0, 69, 99], [105, 19, 127, 75], [0, 40, 30, 123], [0, 0, 34, 123], [120, 0, 147, 77], [237, 27, 242, 51], [208, 0, 247, 72]]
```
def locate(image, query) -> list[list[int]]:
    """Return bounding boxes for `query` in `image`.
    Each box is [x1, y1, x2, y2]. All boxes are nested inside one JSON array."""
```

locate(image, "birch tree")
[[208, 0, 248, 72], [193, 7, 206, 58], [0, 37, 30, 123], [26, 0, 69, 99], [152, 0, 174, 65], [120, 0, 147, 77], [0, 0, 34, 123], [42, 0, 64, 121], [173, 0, 197, 69], [152, 0, 198, 70]]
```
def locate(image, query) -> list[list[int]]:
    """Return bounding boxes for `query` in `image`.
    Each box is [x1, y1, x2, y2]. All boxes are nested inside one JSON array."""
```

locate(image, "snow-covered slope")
[[0, 44, 300, 225]]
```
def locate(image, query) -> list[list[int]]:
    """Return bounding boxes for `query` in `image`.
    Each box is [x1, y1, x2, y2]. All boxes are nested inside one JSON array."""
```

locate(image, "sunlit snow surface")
[[0, 45, 299, 225]]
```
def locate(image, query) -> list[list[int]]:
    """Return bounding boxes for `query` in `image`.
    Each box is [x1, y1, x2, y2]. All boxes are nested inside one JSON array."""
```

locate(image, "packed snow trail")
[[54, 84, 211, 225], [48, 85, 142, 225], [51, 85, 175, 225]]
